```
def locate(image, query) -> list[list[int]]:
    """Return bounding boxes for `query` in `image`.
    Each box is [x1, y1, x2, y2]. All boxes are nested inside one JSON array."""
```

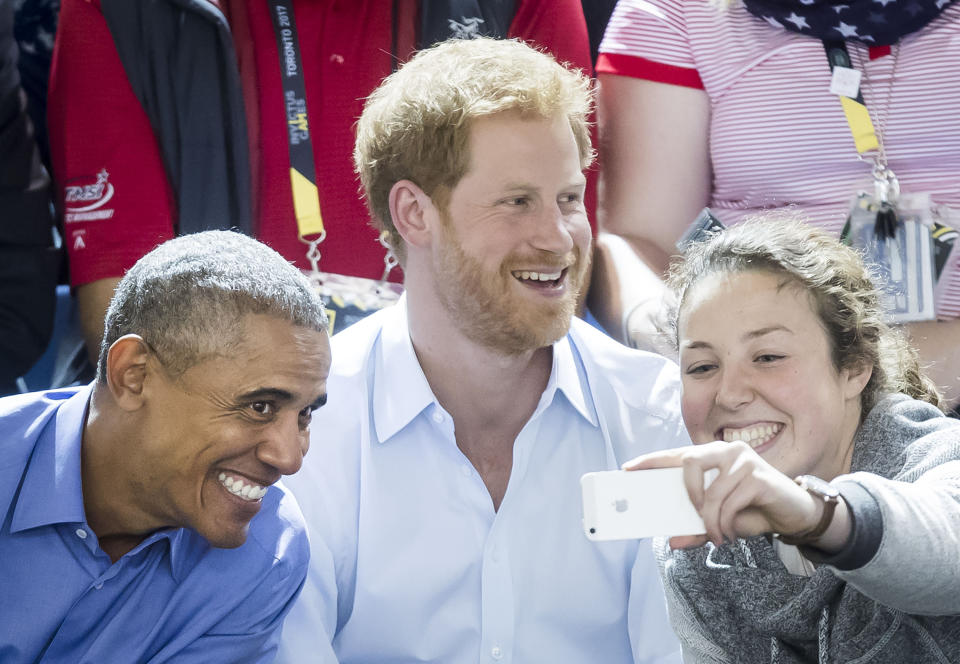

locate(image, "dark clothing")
[[0, 0, 57, 395]]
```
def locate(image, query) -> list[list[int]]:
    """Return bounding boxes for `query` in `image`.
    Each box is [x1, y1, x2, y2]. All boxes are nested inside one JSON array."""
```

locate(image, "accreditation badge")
[[842, 193, 937, 323], [307, 271, 403, 336]]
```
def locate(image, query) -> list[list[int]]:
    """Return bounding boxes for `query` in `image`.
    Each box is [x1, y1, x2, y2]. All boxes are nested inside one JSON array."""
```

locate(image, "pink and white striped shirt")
[[598, 0, 960, 318]]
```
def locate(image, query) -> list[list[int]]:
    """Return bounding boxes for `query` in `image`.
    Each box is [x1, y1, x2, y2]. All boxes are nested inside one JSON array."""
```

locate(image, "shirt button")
[[75, 528, 88, 539], [491, 646, 503, 660], [432, 411, 444, 423], [94, 582, 103, 590], [460, 464, 471, 477]]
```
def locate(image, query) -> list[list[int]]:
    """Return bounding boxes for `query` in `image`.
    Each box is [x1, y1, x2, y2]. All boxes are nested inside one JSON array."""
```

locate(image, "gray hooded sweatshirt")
[[656, 394, 960, 663]]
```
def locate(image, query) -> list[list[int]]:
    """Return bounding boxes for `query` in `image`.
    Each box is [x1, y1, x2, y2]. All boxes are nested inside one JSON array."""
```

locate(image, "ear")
[[388, 179, 438, 250], [104, 334, 152, 412], [842, 362, 873, 401]]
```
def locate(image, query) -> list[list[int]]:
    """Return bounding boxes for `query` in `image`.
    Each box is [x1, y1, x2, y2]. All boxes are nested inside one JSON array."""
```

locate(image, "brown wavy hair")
[[664, 214, 945, 416]]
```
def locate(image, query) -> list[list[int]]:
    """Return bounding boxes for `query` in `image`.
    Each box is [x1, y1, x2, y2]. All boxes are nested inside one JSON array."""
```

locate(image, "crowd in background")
[[2, 1, 960, 662]]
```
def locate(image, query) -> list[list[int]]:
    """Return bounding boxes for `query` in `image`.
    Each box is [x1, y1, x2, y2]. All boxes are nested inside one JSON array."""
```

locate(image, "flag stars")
[[834, 21, 860, 38], [763, 15, 783, 28], [872, 0, 895, 5], [785, 12, 810, 30], [832, 4, 850, 12], [905, 2, 923, 16]]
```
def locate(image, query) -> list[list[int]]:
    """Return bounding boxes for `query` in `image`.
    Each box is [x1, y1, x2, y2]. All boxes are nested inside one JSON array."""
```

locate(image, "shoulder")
[[243, 482, 310, 578], [328, 305, 391, 379], [857, 394, 960, 480], [569, 318, 683, 422], [0, 388, 81, 463]]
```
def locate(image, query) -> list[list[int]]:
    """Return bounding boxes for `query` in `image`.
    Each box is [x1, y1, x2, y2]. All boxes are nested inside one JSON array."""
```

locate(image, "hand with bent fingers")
[[623, 442, 835, 550]]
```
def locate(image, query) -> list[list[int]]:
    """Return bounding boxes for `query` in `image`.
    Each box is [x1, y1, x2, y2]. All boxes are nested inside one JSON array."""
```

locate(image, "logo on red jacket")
[[64, 169, 115, 223]]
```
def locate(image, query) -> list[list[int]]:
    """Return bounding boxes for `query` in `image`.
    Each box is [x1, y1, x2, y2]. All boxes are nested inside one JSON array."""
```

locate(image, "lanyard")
[[268, 0, 325, 262], [821, 40, 880, 155]]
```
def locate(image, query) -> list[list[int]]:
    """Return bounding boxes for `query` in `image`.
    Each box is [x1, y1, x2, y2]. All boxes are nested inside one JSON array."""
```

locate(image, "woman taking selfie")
[[628, 217, 960, 662]]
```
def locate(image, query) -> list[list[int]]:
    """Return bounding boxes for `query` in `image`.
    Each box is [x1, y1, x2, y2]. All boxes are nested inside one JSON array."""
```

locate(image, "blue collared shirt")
[[0, 385, 310, 663], [278, 300, 689, 664]]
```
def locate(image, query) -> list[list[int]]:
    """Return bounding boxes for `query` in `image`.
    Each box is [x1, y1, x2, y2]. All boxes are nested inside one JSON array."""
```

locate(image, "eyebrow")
[[682, 325, 793, 351], [499, 175, 587, 191], [237, 387, 296, 404]]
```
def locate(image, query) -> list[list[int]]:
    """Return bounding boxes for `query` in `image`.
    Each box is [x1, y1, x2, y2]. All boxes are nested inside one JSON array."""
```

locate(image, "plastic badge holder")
[[843, 193, 936, 323], [309, 271, 403, 335], [676, 208, 726, 253]]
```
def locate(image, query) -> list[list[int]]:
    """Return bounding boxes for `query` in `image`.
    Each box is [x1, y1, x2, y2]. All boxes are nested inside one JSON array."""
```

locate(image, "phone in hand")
[[580, 467, 718, 541]]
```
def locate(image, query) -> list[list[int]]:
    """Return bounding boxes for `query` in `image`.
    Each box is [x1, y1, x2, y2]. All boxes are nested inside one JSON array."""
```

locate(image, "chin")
[[201, 525, 250, 549]]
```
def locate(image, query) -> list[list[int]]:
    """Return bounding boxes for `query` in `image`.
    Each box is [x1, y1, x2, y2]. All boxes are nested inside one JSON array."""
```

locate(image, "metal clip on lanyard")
[[268, 0, 325, 271], [822, 40, 898, 239]]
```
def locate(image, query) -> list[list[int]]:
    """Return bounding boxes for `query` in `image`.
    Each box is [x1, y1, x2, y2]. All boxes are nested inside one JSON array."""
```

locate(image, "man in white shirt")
[[278, 37, 687, 664]]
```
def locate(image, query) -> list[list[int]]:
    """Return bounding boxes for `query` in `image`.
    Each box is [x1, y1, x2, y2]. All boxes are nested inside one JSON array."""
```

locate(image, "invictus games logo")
[[448, 16, 485, 39], [286, 90, 309, 144], [64, 169, 115, 223]]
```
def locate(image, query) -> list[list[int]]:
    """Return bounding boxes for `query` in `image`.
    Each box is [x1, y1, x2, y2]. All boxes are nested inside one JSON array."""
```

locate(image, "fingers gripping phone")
[[580, 468, 718, 541]]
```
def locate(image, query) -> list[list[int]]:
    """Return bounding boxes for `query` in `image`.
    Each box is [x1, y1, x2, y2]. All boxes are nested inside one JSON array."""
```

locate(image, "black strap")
[[267, 0, 323, 240]]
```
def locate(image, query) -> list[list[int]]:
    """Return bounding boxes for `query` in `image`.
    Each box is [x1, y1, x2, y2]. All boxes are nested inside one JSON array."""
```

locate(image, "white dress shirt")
[[278, 299, 689, 664]]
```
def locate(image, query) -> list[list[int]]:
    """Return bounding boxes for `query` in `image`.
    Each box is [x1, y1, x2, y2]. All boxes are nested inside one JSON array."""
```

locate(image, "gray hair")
[[97, 230, 328, 381]]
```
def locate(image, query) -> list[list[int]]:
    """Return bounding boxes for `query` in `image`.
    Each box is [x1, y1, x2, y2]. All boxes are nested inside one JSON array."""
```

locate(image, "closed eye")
[[755, 354, 785, 364], [685, 363, 717, 376]]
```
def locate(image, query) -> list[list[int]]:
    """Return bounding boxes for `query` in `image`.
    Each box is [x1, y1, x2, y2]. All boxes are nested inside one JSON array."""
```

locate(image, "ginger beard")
[[431, 211, 589, 356]]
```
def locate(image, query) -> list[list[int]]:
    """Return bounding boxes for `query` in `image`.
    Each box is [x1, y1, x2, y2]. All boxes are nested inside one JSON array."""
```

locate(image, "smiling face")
[[677, 270, 868, 481], [430, 111, 592, 354], [133, 314, 331, 548]]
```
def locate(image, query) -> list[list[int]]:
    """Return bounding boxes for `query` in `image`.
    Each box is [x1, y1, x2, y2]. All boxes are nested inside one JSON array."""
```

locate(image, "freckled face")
[[430, 111, 592, 354], [134, 314, 331, 548], [677, 270, 866, 480]]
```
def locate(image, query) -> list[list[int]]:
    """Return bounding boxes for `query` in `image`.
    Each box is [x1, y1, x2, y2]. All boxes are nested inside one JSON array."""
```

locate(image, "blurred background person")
[[593, 0, 960, 407], [0, 0, 58, 396]]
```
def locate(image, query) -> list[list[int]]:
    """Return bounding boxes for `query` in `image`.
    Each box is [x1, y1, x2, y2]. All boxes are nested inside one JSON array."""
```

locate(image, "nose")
[[256, 413, 308, 476], [714, 365, 754, 411], [529, 203, 576, 255]]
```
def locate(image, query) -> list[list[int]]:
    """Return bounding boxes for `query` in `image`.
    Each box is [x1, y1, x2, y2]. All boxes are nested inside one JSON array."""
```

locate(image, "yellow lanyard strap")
[[822, 40, 880, 155]]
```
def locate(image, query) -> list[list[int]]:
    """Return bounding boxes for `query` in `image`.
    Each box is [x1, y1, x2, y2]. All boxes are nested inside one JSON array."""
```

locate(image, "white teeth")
[[513, 270, 562, 282], [722, 423, 783, 449], [217, 473, 267, 502]]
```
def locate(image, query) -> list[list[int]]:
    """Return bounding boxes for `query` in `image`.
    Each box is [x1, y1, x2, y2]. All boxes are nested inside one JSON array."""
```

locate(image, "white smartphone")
[[580, 467, 718, 541]]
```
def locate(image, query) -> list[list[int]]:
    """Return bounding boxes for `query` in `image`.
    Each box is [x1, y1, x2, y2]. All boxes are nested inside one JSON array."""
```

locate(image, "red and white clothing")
[[597, 0, 960, 318], [49, 0, 593, 288]]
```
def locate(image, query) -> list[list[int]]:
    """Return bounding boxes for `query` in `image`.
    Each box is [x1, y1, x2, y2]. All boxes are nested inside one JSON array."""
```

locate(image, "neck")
[[409, 307, 554, 434], [81, 389, 156, 561]]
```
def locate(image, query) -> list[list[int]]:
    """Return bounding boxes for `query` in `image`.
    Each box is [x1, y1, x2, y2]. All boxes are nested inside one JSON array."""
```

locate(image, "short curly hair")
[[665, 215, 945, 416], [354, 37, 594, 264]]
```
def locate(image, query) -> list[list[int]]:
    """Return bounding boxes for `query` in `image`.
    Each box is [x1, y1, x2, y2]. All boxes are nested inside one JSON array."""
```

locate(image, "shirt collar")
[[372, 299, 436, 443], [371, 302, 598, 443], [11, 384, 93, 533], [549, 331, 598, 427]]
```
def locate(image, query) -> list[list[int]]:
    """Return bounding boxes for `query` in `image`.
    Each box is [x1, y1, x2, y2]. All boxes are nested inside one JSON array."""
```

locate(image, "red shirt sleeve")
[[48, 0, 176, 287], [508, 0, 598, 235]]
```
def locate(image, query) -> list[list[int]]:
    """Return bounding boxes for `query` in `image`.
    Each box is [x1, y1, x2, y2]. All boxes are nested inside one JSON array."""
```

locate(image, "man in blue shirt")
[[279, 39, 687, 663], [0, 231, 332, 663]]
